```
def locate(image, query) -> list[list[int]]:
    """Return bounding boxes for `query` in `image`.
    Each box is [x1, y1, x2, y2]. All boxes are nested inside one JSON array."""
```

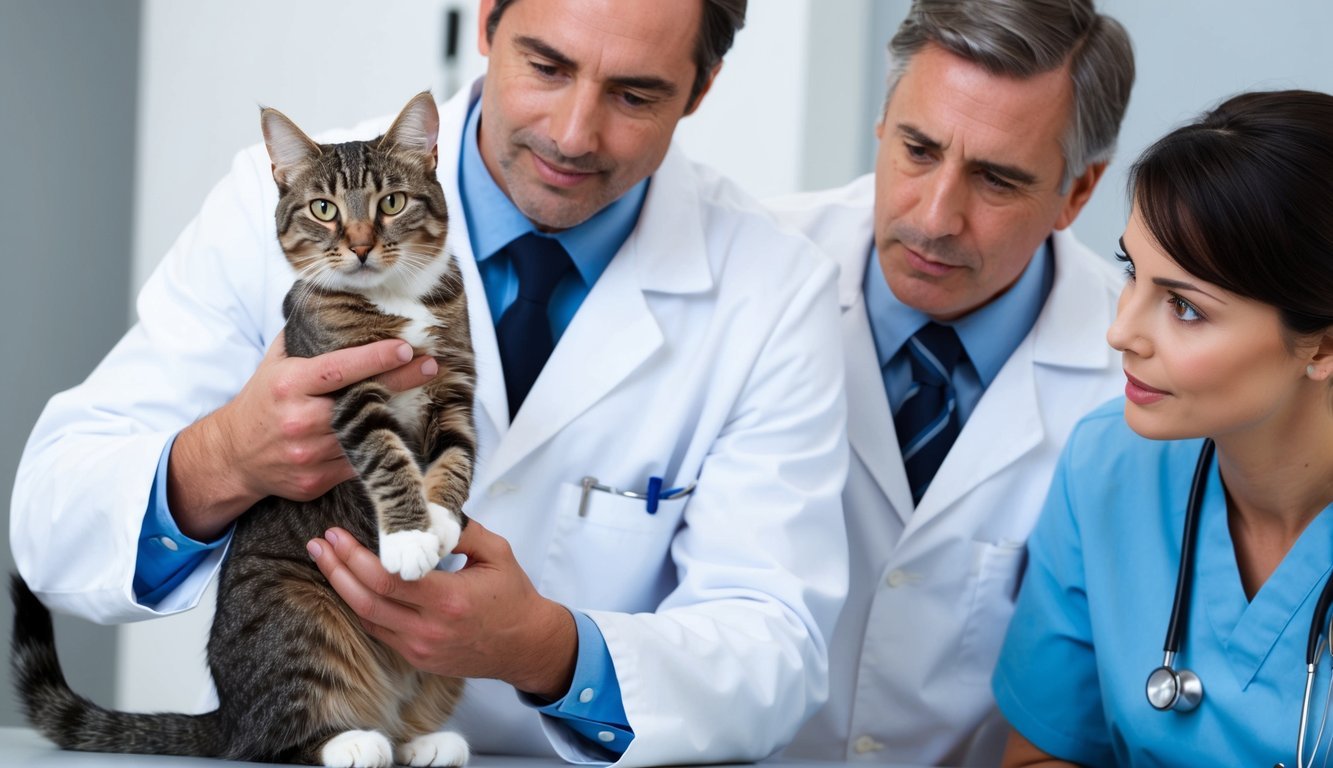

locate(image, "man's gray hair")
[[883, 0, 1134, 191]]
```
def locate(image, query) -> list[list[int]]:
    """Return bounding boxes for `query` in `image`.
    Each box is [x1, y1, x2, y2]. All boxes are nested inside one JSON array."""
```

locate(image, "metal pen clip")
[[578, 475, 697, 516]]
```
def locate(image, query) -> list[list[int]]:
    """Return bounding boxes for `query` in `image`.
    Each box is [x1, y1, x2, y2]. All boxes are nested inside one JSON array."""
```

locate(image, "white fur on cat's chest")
[[372, 294, 439, 350], [369, 293, 439, 431]]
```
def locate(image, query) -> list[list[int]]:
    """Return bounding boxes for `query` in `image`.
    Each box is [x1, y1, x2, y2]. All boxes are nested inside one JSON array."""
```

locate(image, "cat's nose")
[[351, 244, 373, 263]]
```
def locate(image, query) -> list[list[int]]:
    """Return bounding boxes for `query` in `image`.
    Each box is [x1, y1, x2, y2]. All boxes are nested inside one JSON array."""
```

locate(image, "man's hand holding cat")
[[167, 332, 439, 542], [307, 522, 579, 701]]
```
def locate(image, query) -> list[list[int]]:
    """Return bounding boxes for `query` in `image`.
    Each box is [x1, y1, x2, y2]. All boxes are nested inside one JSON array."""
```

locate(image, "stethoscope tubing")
[[1151, 438, 1333, 767]]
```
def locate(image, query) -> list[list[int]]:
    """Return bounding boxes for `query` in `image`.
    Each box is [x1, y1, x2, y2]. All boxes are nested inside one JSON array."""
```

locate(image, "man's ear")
[[1053, 161, 1108, 231], [683, 62, 723, 117], [477, 0, 497, 57]]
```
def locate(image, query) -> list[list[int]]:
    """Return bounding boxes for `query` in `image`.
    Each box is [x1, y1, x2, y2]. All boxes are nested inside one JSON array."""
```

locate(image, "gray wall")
[[0, 0, 142, 726]]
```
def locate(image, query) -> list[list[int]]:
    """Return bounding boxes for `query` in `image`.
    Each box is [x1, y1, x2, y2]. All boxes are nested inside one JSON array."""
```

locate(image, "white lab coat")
[[766, 175, 1124, 766], [11, 82, 850, 767]]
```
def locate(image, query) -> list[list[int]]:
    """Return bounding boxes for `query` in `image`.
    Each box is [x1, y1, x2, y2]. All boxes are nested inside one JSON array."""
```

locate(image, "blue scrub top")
[[994, 399, 1333, 767]]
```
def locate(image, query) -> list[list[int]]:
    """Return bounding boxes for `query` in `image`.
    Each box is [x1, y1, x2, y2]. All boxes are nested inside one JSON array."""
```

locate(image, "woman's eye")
[[309, 199, 338, 222], [1169, 295, 1202, 322], [1114, 251, 1136, 281], [379, 193, 406, 216]]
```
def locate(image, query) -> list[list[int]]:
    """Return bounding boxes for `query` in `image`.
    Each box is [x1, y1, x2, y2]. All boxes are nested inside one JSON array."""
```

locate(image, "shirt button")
[[597, 731, 616, 743], [158, 537, 179, 552], [578, 688, 595, 704], [853, 735, 884, 754], [886, 569, 909, 588]]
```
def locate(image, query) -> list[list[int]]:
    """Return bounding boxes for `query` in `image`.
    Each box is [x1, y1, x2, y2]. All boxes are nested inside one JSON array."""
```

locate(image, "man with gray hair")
[[768, 0, 1133, 764]]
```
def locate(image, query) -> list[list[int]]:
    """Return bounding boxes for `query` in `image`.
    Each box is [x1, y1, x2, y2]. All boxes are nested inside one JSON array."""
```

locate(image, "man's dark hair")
[[484, 0, 746, 110]]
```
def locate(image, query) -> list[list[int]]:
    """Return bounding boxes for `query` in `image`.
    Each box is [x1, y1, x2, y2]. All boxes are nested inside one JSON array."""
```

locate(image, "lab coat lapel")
[[839, 245, 915, 523], [478, 145, 712, 488], [910, 335, 1044, 525], [437, 82, 509, 442]]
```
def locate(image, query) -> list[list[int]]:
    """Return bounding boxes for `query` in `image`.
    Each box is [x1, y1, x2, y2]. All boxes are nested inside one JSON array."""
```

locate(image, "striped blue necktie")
[[894, 322, 965, 504]]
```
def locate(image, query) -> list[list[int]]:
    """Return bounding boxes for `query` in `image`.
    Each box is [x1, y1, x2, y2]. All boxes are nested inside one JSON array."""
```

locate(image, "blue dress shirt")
[[864, 239, 1054, 428], [135, 97, 640, 753]]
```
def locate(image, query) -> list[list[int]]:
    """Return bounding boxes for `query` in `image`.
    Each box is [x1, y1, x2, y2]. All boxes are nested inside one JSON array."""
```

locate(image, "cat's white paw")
[[427, 503, 462, 554], [379, 529, 442, 581], [396, 731, 470, 767], [320, 729, 393, 768]]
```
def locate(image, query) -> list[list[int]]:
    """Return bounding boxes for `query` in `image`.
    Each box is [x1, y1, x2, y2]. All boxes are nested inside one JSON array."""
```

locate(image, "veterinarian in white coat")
[[10, 1, 848, 766], [767, 1, 1133, 765]]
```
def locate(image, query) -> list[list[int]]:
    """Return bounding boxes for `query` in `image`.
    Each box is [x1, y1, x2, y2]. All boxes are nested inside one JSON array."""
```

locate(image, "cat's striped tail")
[[10, 574, 226, 757]]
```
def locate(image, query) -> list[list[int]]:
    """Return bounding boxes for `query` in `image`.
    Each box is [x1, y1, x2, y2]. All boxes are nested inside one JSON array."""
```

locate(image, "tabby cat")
[[11, 91, 477, 767]]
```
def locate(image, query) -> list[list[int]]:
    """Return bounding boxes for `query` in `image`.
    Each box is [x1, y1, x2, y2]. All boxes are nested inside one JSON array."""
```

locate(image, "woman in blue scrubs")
[[992, 90, 1333, 767]]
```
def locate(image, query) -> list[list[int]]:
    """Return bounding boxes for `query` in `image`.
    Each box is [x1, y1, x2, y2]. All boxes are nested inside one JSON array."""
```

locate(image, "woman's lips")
[[1124, 371, 1169, 405]]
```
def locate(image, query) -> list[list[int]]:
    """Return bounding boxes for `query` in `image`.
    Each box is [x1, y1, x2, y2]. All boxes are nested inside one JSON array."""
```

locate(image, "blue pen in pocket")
[[578, 475, 698, 516]]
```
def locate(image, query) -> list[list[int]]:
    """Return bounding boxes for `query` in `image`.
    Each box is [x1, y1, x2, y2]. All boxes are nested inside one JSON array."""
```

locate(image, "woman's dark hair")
[[484, 0, 746, 111], [1129, 89, 1333, 339]]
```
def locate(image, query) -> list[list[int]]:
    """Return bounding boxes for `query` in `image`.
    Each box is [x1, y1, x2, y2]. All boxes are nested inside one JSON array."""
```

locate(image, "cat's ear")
[[381, 92, 440, 171], [260, 107, 321, 189]]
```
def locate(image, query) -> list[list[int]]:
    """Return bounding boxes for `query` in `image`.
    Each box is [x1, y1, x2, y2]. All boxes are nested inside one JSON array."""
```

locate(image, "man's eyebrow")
[[1119, 237, 1227, 304], [514, 35, 678, 98], [896, 123, 1039, 187]]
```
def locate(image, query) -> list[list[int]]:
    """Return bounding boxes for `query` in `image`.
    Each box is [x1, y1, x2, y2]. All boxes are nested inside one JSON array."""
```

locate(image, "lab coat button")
[[853, 735, 884, 754], [886, 569, 909, 588], [578, 688, 595, 704], [159, 537, 179, 552], [597, 731, 615, 743]]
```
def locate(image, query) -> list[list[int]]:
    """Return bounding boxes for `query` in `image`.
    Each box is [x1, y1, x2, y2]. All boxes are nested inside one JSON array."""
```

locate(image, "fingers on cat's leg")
[[396, 731, 470, 767], [319, 729, 394, 768], [427, 503, 462, 554], [378, 529, 443, 581]]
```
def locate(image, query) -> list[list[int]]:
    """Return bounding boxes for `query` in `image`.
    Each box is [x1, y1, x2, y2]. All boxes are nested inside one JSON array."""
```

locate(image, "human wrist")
[[167, 409, 256, 540], [511, 600, 579, 700]]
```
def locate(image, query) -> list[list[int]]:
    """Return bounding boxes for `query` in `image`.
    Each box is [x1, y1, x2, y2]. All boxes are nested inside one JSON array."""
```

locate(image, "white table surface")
[[0, 727, 927, 768]]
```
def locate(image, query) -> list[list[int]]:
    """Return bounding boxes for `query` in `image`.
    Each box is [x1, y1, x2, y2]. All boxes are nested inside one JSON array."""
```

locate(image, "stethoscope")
[[1145, 438, 1333, 768]]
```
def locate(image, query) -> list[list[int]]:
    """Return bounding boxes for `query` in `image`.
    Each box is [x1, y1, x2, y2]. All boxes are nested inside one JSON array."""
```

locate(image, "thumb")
[[452, 519, 507, 563]]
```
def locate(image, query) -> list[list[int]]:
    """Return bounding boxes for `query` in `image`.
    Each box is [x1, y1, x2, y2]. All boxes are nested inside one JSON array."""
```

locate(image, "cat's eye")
[[379, 193, 407, 216], [309, 199, 339, 222]]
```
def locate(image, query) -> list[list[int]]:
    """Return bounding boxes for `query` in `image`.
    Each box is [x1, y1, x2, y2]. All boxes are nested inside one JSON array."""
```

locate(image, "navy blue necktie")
[[894, 322, 966, 504], [495, 233, 573, 419]]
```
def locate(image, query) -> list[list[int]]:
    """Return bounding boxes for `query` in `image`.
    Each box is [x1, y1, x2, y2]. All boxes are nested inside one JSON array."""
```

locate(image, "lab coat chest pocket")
[[537, 481, 688, 612], [956, 539, 1027, 684]]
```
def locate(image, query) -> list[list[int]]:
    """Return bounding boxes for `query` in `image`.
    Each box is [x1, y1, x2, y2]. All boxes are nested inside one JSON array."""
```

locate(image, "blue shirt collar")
[[458, 98, 646, 286], [864, 238, 1055, 387]]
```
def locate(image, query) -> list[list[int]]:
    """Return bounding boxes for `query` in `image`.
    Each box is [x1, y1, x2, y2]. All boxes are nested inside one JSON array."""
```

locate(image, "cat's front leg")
[[332, 381, 443, 580]]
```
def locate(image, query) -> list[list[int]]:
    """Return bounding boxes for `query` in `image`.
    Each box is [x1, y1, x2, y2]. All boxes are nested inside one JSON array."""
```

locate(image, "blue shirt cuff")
[[132, 434, 230, 606], [523, 610, 633, 754]]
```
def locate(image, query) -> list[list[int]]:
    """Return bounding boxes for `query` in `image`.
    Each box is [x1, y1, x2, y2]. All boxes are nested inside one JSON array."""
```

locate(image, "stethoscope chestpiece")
[[1146, 661, 1203, 712]]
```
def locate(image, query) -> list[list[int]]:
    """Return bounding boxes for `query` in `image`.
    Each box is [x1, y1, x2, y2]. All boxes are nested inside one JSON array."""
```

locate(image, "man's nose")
[[917, 173, 966, 239], [548, 85, 601, 159]]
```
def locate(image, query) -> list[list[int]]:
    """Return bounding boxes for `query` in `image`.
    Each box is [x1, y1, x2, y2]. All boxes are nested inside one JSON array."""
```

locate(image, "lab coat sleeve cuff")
[[520, 610, 633, 758], [133, 433, 232, 606]]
